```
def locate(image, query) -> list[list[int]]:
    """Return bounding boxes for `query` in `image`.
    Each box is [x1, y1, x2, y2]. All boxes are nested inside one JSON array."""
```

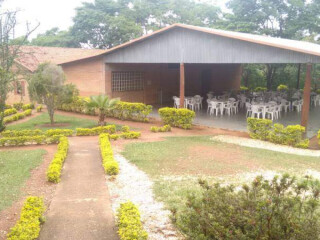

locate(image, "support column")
[[179, 63, 185, 108], [301, 63, 312, 128]]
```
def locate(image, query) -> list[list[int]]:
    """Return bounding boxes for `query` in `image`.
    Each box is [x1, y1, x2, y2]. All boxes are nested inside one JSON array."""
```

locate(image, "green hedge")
[[99, 133, 119, 175], [46, 136, 69, 183], [46, 129, 74, 137], [4, 108, 17, 117], [117, 201, 148, 240], [4, 109, 32, 124], [120, 131, 141, 139], [36, 105, 42, 112], [0, 135, 62, 146], [7, 196, 45, 240], [107, 101, 152, 122], [13, 102, 23, 110], [150, 124, 171, 133], [22, 103, 34, 111], [1, 129, 74, 137], [158, 107, 195, 129], [247, 118, 309, 148], [76, 125, 116, 136]]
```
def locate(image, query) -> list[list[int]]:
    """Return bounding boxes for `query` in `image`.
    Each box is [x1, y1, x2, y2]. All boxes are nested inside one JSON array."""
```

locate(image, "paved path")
[[39, 137, 119, 240]]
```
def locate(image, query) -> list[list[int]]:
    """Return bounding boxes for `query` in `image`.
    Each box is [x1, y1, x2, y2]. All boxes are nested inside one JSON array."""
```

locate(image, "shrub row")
[[3, 109, 32, 124], [247, 118, 309, 148], [150, 124, 171, 133], [46, 129, 74, 137], [76, 125, 116, 136], [22, 103, 34, 110], [99, 133, 119, 175], [13, 102, 23, 110], [158, 107, 195, 129], [117, 201, 148, 240], [1, 129, 73, 137], [0, 135, 62, 146], [46, 136, 69, 183], [7, 196, 45, 240], [57, 96, 94, 115], [4, 108, 17, 117]]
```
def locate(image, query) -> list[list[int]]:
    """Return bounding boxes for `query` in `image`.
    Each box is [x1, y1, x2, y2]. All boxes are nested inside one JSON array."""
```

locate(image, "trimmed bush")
[[99, 133, 119, 175], [46, 129, 74, 137], [121, 125, 130, 133], [172, 175, 320, 240], [22, 103, 34, 110], [13, 102, 23, 110], [150, 124, 171, 133], [117, 201, 148, 240], [247, 117, 273, 140], [1, 129, 44, 137], [121, 131, 141, 139], [107, 101, 152, 122], [158, 107, 195, 129], [254, 86, 267, 92], [36, 105, 42, 112], [7, 196, 45, 240], [4, 108, 17, 117], [4, 109, 32, 124], [46, 136, 69, 183], [0, 135, 61, 146], [76, 125, 116, 136], [247, 118, 309, 148], [277, 84, 289, 91]]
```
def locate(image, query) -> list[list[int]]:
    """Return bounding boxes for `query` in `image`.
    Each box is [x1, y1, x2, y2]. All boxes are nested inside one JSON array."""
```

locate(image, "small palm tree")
[[86, 95, 119, 126]]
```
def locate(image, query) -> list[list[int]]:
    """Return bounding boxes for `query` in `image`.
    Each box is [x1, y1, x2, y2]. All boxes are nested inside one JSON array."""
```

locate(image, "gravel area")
[[106, 154, 182, 240], [211, 135, 320, 157]]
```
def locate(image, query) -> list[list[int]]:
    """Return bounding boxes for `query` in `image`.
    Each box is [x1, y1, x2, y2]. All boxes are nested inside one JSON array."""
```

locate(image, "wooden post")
[[179, 63, 185, 108], [301, 63, 312, 128]]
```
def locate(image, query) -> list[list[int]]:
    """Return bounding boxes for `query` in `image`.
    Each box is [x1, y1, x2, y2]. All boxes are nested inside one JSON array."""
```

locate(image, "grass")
[[122, 136, 320, 214], [7, 113, 98, 131], [0, 149, 46, 212]]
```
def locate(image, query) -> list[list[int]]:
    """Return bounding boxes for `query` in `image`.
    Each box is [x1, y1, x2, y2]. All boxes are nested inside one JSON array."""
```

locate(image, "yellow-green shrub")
[[4, 109, 32, 124], [107, 101, 152, 122], [121, 131, 141, 139], [117, 201, 148, 240], [247, 117, 273, 140], [22, 103, 34, 110], [76, 125, 116, 136], [1, 129, 44, 137], [317, 130, 320, 147], [121, 125, 130, 133], [150, 124, 171, 132], [158, 107, 195, 129], [4, 108, 17, 117], [46, 129, 74, 137], [7, 196, 45, 240], [13, 102, 23, 110], [36, 105, 42, 112], [46, 136, 69, 183], [0, 135, 62, 147], [99, 133, 119, 175]]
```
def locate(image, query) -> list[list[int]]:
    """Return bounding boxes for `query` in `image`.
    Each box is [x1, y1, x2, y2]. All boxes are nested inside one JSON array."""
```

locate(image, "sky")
[[2, 0, 227, 39]]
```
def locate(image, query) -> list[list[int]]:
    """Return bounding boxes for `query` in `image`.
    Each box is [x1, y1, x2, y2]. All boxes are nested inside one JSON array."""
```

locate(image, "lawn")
[[122, 135, 320, 218], [6, 113, 98, 131], [0, 149, 46, 212]]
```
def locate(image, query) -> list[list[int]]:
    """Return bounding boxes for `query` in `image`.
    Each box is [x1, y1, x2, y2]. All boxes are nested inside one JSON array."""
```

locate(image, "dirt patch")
[[0, 145, 57, 240], [36, 123, 71, 128]]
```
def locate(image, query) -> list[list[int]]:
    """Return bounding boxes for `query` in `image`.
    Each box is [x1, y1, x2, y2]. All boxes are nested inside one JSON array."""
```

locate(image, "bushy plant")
[[3, 109, 32, 124], [316, 89, 320, 94], [173, 175, 320, 240], [4, 108, 17, 117], [7, 196, 45, 240], [107, 101, 152, 122], [13, 102, 23, 110], [254, 86, 267, 92], [76, 125, 116, 136], [46, 136, 69, 183], [22, 103, 34, 110], [158, 107, 195, 129], [121, 125, 130, 133], [1, 129, 44, 137], [121, 131, 141, 139], [36, 105, 42, 112], [0, 134, 62, 147], [240, 86, 249, 91], [150, 124, 171, 132], [5, 104, 12, 109], [117, 201, 148, 240], [247, 117, 273, 140], [46, 129, 73, 137], [99, 133, 119, 175], [277, 84, 289, 91]]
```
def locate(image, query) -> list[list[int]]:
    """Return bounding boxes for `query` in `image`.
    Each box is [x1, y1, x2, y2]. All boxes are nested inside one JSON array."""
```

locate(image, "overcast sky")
[[2, 0, 226, 39]]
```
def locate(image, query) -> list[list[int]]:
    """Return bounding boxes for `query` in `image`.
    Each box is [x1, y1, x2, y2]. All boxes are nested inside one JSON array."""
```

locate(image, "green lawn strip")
[[6, 113, 122, 131], [0, 149, 46, 211]]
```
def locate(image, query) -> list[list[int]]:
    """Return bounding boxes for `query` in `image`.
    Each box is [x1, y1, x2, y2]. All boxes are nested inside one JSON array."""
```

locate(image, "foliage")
[[46, 129, 74, 137], [277, 84, 289, 91], [120, 131, 141, 139], [4, 109, 32, 124], [121, 125, 130, 133], [76, 125, 116, 136], [1, 129, 43, 137], [46, 136, 69, 183], [7, 196, 45, 240], [99, 133, 119, 175], [86, 95, 120, 126], [13, 102, 23, 110], [36, 105, 42, 112], [254, 86, 267, 92], [239, 85, 249, 91], [150, 125, 171, 133], [22, 103, 34, 111], [172, 175, 320, 240], [28, 63, 74, 124], [57, 96, 93, 114], [158, 107, 195, 129], [247, 118, 309, 148], [107, 101, 152, 122], [117, 201, 148, 240], [0, 135, 62, 146], [317, 89, 320, 94], [4, 108, 17, 117]]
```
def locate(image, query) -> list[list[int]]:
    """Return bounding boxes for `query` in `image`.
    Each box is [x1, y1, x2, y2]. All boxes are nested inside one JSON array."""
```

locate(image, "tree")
[[0, 7, 38, 131], [86, 95, 119, 126], [31, 28, 79, 48], [28, 62, 74, 124]]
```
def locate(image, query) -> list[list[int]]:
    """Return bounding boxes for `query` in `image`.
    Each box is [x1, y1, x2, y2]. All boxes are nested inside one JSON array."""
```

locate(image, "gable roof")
[[59, 23, 320, 65], [16, 46, 105, 72]]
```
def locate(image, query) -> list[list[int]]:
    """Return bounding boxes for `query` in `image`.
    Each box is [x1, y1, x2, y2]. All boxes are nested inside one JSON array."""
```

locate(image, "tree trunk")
[[0, 98, 6, 132], [48, 107, 55, 125], [45, 97, 55, 125], [266, 64, 276, 90], [98, 112, 105, 126]]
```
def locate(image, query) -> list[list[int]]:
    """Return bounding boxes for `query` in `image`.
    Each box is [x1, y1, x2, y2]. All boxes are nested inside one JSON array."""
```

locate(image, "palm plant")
[[86, 95, 119, 126]]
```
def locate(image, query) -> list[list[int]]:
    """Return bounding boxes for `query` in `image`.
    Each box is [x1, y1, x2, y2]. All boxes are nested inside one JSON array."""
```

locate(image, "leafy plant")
[[76, 125, 116, 136], [99, 133, 119, 175], [277, 84, 289, 91], [159, 107, 195, 129], [150, 124, 171, 132], [254, 86, 267, 92]]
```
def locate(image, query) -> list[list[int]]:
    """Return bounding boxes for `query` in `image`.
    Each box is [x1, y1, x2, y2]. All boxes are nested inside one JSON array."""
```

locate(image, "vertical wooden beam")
[[301, 63, 312, 128], [179, 63, 185, 108]]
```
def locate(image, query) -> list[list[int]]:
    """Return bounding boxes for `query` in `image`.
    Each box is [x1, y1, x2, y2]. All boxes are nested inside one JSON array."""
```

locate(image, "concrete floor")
[[151, 105, 320, 138]]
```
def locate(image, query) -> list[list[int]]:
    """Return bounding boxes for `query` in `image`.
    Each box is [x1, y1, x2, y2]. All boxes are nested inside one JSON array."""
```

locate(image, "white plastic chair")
[[292, 100, 302, 112], [231, 101, 239, 114], [246, 102, 252, 117], [223, 102, 232, 116], [209, 102, 222, 116], [173, 97, 180, 108], [266, 106, 276, 120], [251, 105, 263, 118], [187, 98, 196, 111], [280, 99, 290, 112]]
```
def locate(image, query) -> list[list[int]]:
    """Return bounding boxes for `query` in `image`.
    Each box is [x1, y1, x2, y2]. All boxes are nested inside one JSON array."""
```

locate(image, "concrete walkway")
[[39, 137, 118, 240]]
